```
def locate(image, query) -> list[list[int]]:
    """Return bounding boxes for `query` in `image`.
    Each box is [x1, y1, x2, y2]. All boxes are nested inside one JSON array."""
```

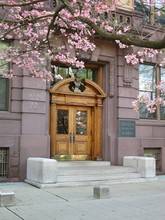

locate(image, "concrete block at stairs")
[[93, 186, 110, 199], [137, 157, 156, 178], [123, 156, 156, 178], [0, 192, 15, 207], [123, 156, 138, 169], [26, 157, 57, 184]]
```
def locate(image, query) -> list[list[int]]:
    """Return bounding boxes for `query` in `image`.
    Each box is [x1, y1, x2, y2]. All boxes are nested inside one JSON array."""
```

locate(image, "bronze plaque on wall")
[[119, 120, 136, 137]]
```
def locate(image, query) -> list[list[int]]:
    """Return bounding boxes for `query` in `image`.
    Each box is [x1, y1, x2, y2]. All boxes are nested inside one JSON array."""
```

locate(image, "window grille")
[[0, 148, 9, 178]]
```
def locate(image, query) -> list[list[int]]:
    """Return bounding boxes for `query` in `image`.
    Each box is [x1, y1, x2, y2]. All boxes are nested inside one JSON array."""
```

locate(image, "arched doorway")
[[50, 78, 106, 160]]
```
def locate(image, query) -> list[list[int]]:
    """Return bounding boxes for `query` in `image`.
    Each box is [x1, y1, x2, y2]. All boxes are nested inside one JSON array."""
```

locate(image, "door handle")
[[70, 132, 75, 143], [73, 132, 75, 143], [70, 132, 73, 143]]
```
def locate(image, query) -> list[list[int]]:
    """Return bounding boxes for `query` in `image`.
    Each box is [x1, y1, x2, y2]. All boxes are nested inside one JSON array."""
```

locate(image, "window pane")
[[0, 78, 9, 111], [76, 111, 87, 135], [139, 64, 155, 92], [58, 67, 69, 79], [160, 68, 165, 119], [160, 106, 165, 119], [139, 64, 156, 119], [0, 42, 10, 75], [0, 42, 10, 111], [74, 68, 87, 79], [160, 67, 165, 82], [57, 110, 68, 134], [139, 103, 156, 119], [87, 69, 93, 80]]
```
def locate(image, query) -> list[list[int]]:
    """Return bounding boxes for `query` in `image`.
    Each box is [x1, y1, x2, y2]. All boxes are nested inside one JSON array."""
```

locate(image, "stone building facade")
[[0, 3, 165, 181]]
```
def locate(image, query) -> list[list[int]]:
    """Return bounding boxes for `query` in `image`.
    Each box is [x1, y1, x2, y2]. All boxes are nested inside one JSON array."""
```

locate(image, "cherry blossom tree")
[[0, 0, 165, 112]]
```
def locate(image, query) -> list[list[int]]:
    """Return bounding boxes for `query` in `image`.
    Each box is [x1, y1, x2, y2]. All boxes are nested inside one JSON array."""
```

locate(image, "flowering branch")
[[0, 0, 165, 82]]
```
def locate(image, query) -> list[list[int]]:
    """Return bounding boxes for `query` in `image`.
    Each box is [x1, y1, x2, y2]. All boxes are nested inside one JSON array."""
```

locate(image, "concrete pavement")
[[0, 177, 165, 220]]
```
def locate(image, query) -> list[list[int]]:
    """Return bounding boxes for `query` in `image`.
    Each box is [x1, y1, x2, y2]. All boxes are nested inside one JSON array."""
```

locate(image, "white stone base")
[[0, 192, 15, 207], [123, 156, 156, 178], [26, 157, 57, 184]]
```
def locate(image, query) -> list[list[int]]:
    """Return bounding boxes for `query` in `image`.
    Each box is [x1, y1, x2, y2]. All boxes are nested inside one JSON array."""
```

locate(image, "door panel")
[[57, 109, 69, 134], [56, 107, 70, 155], [55, 105, 92, 160], [74, 107, 91, 156]]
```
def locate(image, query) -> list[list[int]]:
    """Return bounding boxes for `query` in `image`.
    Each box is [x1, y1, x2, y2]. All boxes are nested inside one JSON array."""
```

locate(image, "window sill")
[[136, 119, 165, 127], [0, 112, 21, 120]]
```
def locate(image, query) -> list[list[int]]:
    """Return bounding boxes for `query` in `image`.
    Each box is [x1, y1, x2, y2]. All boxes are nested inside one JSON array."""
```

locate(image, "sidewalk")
[[0, 177, 165, 220]]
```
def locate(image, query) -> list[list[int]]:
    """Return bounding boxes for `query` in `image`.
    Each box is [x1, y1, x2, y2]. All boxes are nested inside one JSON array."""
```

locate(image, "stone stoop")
[[25, 158, 157, 188], [54, 161, 152, 187]]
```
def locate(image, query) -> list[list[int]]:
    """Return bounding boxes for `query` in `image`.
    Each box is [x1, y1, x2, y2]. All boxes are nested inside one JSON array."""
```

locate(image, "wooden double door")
[[50, 78, 106, 161], [54, 105, 92, 160]]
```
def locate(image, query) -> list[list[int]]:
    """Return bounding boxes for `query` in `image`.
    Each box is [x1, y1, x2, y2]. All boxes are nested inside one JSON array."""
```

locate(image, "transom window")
[[139, 64, 165, 120], [52, 66, 98, 83]]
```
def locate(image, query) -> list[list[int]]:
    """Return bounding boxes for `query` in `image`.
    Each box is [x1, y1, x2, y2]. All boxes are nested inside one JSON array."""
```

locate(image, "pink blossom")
[[55, 74, 63, 80], [132, 100, 139, 111], [125, 54, 139, 65], [2, 74, 15, 79], [123, 26, 131, 33], [115, 40, 128, 49]]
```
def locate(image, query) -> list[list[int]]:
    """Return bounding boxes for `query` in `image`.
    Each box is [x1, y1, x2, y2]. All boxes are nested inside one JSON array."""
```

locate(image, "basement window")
[[0, 148, 9, 178]]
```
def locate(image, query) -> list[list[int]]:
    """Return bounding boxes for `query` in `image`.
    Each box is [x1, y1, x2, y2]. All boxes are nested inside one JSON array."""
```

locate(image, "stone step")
[[57, 166, 136, 175], [42, 177, 155, 188], [57, 161, 111, 168], [57, 172, 141, 182], [56, 162, 142, 184]]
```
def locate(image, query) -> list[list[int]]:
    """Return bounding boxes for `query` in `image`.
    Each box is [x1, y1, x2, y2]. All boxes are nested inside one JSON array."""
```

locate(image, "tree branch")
[[46, 3, 66, 46], [0, 14, 54, 40], [63, 1, 165, 49]]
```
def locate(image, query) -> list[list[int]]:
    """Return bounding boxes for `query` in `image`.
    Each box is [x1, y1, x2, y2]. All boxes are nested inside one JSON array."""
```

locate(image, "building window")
[[0, 78, 9, 111], [135, 0, 165, 25], [0, 148, 9, 178], [0, 42, 10, 111], [139, 64, 165, 120]]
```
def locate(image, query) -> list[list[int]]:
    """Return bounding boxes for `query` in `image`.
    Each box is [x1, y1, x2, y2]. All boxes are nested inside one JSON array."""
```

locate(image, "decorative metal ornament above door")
[[69, 70, 86, 93]]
